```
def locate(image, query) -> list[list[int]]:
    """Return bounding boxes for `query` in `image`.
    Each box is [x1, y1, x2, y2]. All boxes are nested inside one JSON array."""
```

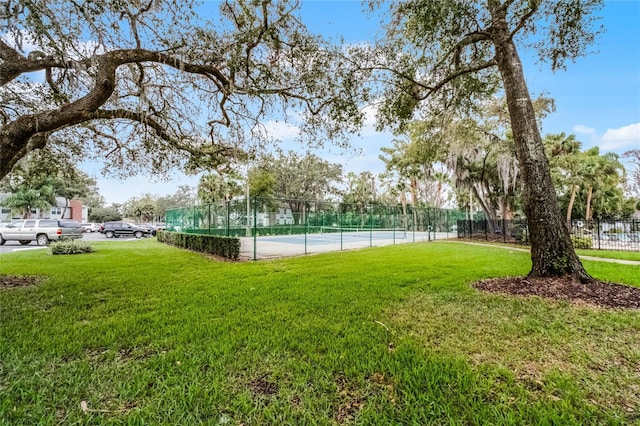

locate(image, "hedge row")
[[157, 230, 240, 260]]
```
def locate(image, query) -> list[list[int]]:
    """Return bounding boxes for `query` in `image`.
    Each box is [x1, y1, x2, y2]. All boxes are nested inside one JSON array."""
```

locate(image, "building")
[[247, 207, 295, 227], [0, 193, 88, 223]]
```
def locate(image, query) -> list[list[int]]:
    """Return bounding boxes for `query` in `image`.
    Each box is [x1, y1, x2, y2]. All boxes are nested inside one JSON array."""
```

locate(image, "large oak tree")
[[0, 0, 364, 179], [362, 0, 604, 281]]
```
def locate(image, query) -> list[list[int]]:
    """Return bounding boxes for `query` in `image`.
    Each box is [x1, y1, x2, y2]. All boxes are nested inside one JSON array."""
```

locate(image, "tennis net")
[[319, 226, 407, 239]]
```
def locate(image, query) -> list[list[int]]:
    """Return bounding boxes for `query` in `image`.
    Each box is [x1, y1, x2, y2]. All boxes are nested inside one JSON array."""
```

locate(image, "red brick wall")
[[70, 199, 83, 221]]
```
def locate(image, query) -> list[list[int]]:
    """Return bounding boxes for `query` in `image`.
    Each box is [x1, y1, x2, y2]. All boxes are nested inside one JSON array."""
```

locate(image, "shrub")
[[50, 240, 95, 255], [157, 230, 240, 260], [570, 236, 592, 249], [605, 227, 623, 234]]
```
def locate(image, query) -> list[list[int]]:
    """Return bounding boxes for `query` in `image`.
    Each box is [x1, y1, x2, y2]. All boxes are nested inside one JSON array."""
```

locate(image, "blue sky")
[[97, 0, 640, 204]]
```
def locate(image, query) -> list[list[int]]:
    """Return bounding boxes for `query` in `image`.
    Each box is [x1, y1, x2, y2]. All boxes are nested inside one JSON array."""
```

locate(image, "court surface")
[[239, 231, 457, 259]]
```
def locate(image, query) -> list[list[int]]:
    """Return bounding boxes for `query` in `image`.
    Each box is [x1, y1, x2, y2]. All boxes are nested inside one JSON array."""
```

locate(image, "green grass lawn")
[[450, 240, 640, 262], [1, 240, 639, 425], [575, 248, 640, 262]]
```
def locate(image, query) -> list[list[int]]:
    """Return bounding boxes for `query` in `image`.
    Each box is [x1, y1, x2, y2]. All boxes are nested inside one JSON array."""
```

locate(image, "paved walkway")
[[449, 241, 640, 266]]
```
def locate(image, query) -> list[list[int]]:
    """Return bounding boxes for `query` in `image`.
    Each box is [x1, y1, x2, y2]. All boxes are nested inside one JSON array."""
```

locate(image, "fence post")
[[446, 210, 449, 239], [245, 197, 249, 237], [253, 197, 257, 261], [393, 210, 396, 244], [304, 214, 308, 255], [369, 205, 373, 248], [597, 218, 601, 251], [226, 201, 230, 237]]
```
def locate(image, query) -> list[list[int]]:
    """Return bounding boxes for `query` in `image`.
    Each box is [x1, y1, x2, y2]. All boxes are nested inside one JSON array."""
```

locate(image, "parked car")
[[80, 222, 101, 233], [0, 219, 83, 246], [136, 223, 157, 236], [99, 222, 152, 239]]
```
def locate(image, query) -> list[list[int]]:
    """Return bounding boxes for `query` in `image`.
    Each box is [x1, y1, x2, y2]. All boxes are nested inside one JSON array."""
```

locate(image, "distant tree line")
[[2, 141, 637, 225]]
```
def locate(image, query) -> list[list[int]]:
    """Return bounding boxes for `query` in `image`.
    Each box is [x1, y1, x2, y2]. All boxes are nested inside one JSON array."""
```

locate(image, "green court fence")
[[165, 197, 469, 259]]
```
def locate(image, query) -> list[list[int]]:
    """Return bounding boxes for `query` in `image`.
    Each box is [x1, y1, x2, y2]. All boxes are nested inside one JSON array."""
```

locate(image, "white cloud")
[[1, 30, 39, 54], [262, 120, 300, 141], [573, 124, 595, 135], [601, 122, 640, 151], [360, 105, 379, 135], [359, 104, 398, 140]]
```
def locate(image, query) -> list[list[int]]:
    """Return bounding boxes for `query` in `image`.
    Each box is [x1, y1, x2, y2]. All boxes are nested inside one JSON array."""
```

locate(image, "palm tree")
[[2, 186, 55, 218], [198, 173, 243, 204], [544, 133, 583, 222], [623, 149, 640, 194], [582, 149, 624, 220], [427, 170, 451, 209], [343, 172, 376, 226]]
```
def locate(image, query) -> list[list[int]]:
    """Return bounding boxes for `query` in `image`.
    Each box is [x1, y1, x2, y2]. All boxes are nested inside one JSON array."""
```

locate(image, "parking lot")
[[0, 231, 146, 254]]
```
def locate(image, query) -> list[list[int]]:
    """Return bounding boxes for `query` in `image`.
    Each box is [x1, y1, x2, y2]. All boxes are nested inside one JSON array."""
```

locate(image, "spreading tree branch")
[[510, 1, 541, 39], [419, 59, 497, 100]]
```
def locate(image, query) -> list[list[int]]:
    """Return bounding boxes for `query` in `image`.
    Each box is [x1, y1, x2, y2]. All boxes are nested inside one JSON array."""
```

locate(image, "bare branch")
[[425, 59, 497, 99], [0, 41, 62, 85], [0, 39, 22, 62], [92, 108, 234, 163], [434, 31, 492, 70], [93, 108, 176, 143], [362, 65, 432, 93]]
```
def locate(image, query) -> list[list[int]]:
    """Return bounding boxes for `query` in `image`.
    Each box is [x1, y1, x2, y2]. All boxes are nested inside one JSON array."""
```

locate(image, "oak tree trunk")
[[493, 26, 591, 281]]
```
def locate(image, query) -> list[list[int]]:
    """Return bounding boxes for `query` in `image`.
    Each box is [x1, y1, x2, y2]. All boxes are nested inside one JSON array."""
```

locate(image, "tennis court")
[[240, 229, 457, 259], [165, 197, 467, 259], [262, 227, 409, 244]]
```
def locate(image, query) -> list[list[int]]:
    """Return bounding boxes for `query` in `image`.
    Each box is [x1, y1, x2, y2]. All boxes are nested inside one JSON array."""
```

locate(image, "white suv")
[[81, 223, 101, 232]]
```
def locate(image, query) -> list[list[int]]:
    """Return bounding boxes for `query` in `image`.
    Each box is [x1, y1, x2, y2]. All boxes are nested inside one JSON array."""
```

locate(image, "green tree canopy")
[[197, 172, 243, 204], [2, 185, 55, 219], [342, 171, 376, 214], [1, 0, 366, 179], [359, 0, 604, 280], [1, 149, 100, 218], [624, 150, 640, 194], [89, 206, 122, 223], [253, 151, 343, 223]]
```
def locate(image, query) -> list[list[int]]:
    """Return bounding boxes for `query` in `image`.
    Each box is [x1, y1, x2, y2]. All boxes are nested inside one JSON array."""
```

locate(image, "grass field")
[[1, 240, 639, 425], [575, 248, 640, 262], [448, 240, 640, 262]]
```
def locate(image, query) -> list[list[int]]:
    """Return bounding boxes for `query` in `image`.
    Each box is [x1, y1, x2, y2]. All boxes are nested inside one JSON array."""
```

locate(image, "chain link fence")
[[165, 197, 468, 259]]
